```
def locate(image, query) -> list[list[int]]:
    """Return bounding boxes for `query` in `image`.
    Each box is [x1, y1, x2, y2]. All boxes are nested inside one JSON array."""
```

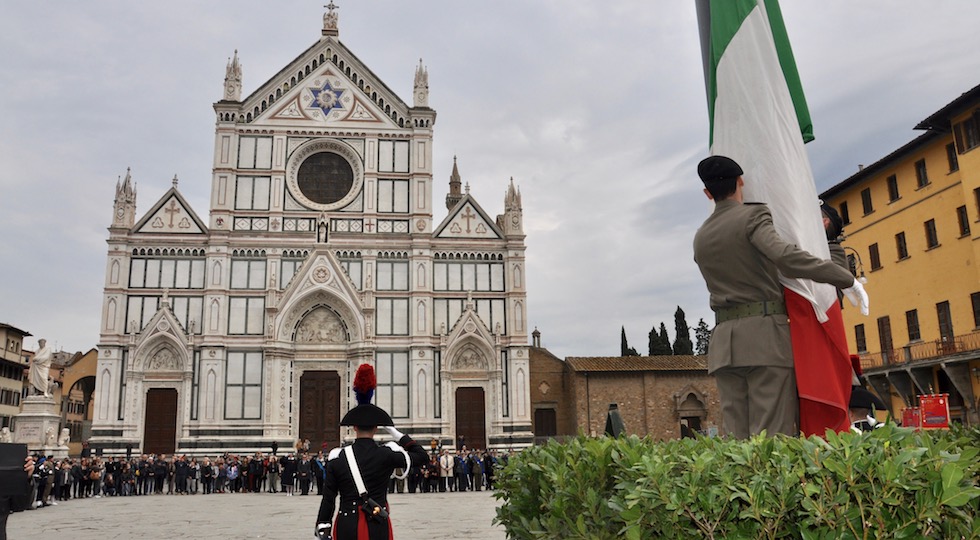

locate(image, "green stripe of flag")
[[700, 0, 813, 145]]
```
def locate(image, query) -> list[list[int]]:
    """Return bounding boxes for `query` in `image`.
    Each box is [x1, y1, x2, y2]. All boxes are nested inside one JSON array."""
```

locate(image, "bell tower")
[[111, 168, 137, 229]]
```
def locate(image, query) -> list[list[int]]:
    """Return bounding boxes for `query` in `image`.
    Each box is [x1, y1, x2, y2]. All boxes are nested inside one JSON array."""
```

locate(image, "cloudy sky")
[[2, 1, 978, 359]]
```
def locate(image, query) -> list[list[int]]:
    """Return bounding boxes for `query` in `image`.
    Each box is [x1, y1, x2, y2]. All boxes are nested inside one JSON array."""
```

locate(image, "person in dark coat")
[[315, 364, 427, 540]]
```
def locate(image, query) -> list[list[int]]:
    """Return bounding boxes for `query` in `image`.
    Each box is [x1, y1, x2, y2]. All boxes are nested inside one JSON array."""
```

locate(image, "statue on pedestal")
[[29, 338, 53, 397]]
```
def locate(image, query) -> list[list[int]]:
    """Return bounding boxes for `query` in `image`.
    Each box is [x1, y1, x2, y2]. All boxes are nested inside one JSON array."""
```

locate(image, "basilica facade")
[[90, 7, 531, 456]]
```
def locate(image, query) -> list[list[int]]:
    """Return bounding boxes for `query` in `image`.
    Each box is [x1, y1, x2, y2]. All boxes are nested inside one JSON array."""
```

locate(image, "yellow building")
[[821, 83, 980, 426], [0, 323, 31, 429]]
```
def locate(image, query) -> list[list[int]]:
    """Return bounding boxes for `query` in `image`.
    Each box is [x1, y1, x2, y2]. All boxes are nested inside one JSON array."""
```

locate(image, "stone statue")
[[29, 338, 53, 396], [44, 426, 57, 446], [58, 428, 71, 447], [0, 426, 11, 443]]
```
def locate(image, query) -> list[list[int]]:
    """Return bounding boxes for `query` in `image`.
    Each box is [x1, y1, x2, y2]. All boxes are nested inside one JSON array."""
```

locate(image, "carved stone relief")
[[452, 346, 488, 371], [146, 348, 179, 371], [295, 307, 347, 343]]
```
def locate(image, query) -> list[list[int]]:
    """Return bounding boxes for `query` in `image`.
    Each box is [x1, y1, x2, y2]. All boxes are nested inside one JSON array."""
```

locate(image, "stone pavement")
[[7, 489, 507, 539]]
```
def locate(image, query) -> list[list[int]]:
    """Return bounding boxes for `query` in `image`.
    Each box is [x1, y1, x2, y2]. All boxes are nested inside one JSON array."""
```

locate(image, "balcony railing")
[[859, 331, 980, 371]]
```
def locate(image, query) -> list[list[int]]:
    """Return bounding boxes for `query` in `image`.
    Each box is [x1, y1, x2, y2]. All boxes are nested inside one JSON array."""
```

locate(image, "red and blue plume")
[[352, 363, 376, 405]]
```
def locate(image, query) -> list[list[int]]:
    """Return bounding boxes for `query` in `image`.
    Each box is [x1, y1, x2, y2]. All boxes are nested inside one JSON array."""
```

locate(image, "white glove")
[[382, 425, 405, 440], [315, 523, 331, 540], [842, 279, 869, 316]]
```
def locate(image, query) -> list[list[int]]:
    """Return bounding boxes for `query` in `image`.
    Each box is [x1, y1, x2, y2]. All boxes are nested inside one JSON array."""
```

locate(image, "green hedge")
[[494, 425, 980, 539]]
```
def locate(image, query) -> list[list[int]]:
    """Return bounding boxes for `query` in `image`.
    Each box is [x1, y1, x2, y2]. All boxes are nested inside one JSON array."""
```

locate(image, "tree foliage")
[[672, 306, 694, 355], [694, 318, 712, 355], [620, 327, 639, 356], [649, 323, 672, 355]]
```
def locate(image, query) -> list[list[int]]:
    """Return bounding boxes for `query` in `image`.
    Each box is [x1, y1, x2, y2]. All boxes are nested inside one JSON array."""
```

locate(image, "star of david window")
[[309, 81, 345, 116]]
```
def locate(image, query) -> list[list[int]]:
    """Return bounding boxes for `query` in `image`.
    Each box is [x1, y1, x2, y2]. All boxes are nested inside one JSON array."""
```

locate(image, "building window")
[[877, 316, 894, 364], [433, 298, 506, 336], [905, 309, 921, 342], [946, 143, 959, 172], [378, 179, 409, 213], [129, 258, 206, 289], [433, 262, 505, 292], [234, 176, 271, 210], [338, 257, 363, 290], [376, 261, 409, 291], [936, 301, 954, 343], [957, 206, 971, 237], [376, 298, 409, 335], [170, 297, 204, 334], [971, 292, 980, 329], [886, 175, 900, 202], [230, 259, 266, 289], [854, 324, 867, 353], [924, 219, 939, 249], [378, 140, 410, 173], [279, 257, 305, 289], [126, 296, 159, 334], [190, 350, 200, 420], [433, 351, 441, 418], [376, 351, 409, 418], [501, 350, 510, 417], [868, 243, 881, 270], [861, 188, 873, 215], [895, 232, 909, 260], [914, 159, 929, 188], [228, 297, 265, 334], [839, 202, 850, 225], [953, 111, 980, 153], [225, 352, 262, 420], [846, 253, 857, 276]]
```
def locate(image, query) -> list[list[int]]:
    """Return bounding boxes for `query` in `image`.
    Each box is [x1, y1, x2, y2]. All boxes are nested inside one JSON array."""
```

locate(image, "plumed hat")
[[849, 386, 886, 411], [697, 155, 743, 183], [340, 364, 394, 427]]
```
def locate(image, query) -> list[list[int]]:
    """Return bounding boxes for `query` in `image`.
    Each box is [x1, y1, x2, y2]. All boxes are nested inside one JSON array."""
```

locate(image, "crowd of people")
[[24, 441, 510, 510]]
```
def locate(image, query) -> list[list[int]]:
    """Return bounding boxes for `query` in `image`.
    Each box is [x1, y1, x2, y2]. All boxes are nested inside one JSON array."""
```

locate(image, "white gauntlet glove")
[[842, 279, 870, 316], [382, 425, 405, 441], [315, 522, 332, 540]]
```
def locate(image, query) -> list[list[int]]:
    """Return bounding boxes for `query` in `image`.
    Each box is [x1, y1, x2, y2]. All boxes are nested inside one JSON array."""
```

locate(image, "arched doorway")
[[143, 388, 178, 455], [455, 387, 486, 450], [299, 371, 341, 452]]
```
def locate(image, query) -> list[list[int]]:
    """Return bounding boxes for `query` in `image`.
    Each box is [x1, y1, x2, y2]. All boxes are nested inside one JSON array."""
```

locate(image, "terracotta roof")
[[565, 355, 707, 372]]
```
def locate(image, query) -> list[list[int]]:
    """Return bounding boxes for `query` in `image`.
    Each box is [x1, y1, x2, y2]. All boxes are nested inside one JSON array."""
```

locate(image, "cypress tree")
[[672, 306, 694, 355]]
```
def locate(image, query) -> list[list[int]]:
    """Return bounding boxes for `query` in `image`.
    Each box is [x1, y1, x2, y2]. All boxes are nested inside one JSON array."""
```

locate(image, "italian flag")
[[696, 0, 852, 436]]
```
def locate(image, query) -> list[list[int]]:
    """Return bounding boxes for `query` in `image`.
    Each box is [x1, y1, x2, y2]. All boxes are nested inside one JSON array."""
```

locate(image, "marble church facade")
[[90, 7, 532, 456]]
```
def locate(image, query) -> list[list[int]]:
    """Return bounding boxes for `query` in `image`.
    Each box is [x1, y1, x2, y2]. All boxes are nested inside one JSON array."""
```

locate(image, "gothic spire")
[[505, 177, 522, 211], [223, 50, 243, 101], [413, 58, 429, 108], [446, 156, 463, 211]]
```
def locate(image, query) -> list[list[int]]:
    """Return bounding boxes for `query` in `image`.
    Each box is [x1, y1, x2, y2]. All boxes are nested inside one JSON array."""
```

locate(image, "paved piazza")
[[7, 490, 507, 539]]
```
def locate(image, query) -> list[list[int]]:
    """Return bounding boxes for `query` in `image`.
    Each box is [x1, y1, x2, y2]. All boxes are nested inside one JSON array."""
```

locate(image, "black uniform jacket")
[[317, 435, 428, 539]]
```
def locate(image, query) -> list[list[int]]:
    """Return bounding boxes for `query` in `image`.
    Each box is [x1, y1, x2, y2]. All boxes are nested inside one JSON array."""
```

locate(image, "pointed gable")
[[133, 187, 207, 235], [243, 38, 409, 129], [434, 195, 504, 240]]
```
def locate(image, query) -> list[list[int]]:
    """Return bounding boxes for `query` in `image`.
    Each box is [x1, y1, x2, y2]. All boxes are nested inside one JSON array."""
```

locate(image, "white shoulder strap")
[[343, 446, 368, 496]]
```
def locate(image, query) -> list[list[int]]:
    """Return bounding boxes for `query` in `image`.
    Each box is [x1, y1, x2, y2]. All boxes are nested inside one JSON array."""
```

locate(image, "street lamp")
[[842, 246, 868, 284]]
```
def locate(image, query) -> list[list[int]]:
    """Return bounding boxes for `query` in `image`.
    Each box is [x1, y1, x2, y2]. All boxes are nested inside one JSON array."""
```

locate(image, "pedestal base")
[[14, 395, 69, 458]]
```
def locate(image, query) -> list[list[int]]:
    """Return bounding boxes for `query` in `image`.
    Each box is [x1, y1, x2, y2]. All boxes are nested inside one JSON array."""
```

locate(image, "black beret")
[[697, 155, 743, 183], [821, 202, 844, 236], [849, 386, 886, 411]]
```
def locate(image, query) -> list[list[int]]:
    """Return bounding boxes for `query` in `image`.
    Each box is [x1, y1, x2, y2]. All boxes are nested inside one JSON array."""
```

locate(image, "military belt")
[[715, 301, 786, 325]]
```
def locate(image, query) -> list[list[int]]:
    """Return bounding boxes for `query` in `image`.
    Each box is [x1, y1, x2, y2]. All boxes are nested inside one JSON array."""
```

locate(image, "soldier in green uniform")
[[692, 155, 869, 438]]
